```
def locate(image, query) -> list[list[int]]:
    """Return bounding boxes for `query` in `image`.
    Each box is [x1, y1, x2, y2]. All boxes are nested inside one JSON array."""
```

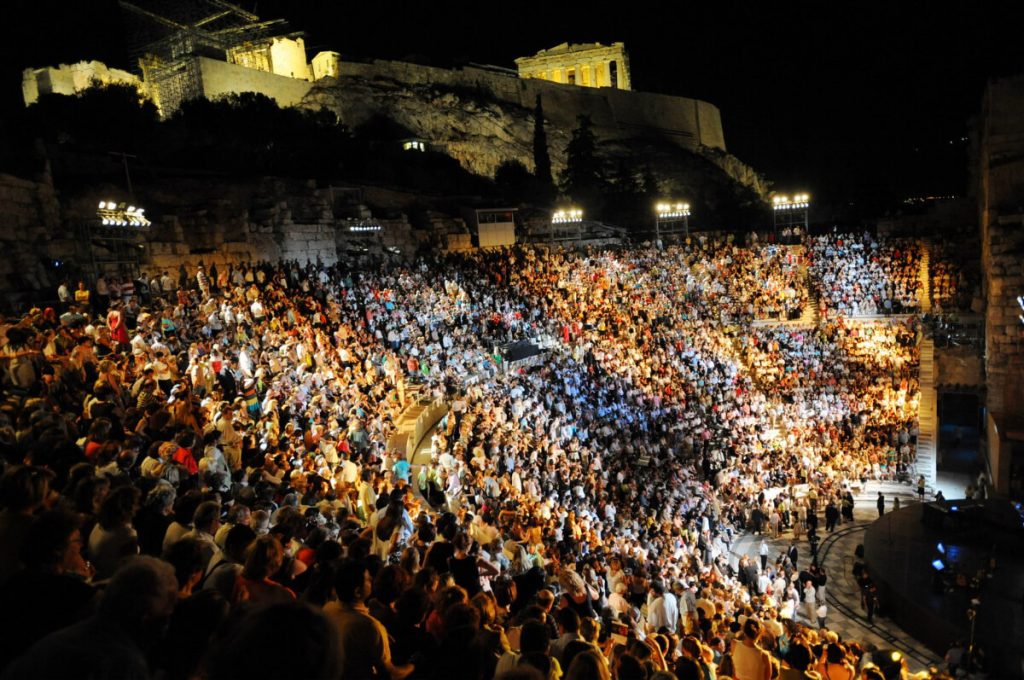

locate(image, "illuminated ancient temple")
[[514, 42, 631, 90]]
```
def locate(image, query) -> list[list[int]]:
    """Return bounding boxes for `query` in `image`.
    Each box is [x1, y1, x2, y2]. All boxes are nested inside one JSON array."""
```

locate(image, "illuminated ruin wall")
[[21, 53, 756, 191], [515, 42, 632, 90], [22, 61, 145, 106], [328, 59, 723, 153], [977, 74, 1024, 494]]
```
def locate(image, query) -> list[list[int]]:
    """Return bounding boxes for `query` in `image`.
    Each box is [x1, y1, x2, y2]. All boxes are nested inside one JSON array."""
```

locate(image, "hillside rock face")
[[299, 65, 767, 199], [302, 77, 563, 179]]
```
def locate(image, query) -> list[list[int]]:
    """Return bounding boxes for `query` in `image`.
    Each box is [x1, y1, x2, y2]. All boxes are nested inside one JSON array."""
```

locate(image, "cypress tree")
[[559, 114, 606, 216], [532, 94, 555, 205]]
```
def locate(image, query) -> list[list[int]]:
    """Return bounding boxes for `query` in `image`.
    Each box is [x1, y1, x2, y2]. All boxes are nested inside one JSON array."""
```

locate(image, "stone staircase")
[[752, 250, 820, 329], [918, 241, 932, 314], [915, 338, 938, 490], [796, 293, 820, 326], [385, 385, 428, 456]]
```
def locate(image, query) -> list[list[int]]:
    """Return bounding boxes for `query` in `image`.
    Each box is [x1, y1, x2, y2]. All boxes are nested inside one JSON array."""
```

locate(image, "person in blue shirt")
[[392, 457, 412, 485]]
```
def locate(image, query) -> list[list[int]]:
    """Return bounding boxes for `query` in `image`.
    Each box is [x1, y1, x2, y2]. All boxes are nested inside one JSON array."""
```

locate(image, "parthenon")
[[514, 42, 631, 90]]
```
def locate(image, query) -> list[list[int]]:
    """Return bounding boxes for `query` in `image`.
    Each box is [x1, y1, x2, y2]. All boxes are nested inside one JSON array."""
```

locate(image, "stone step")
[[915, 337, 937, 486]]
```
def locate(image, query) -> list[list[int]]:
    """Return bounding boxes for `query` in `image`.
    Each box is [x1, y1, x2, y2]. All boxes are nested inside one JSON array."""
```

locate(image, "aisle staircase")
[[385, 385, 427, 456], [918, 241, 932, 314], [915, 338, 938, 490], [796, 294, 820, 326], [751, 252, 819, 328]]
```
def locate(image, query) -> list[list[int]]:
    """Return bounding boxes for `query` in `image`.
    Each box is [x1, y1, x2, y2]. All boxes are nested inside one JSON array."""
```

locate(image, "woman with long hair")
[[236, 534, 295, 605], [448, 530, 499, 597]]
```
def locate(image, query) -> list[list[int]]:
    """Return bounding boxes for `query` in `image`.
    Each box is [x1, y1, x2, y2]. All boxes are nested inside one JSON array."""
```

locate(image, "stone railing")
[[406, 396, 450, 461]]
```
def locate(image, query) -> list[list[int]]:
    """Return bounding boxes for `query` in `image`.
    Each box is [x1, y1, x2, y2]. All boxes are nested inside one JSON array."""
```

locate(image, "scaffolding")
[[119, 0, 302, 115], [76, 219, 148, 284]]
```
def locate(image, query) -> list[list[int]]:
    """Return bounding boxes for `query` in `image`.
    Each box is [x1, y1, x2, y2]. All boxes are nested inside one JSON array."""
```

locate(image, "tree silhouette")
[[26, 82, 158, 154], [495, 159, 534, 205], [532, 94, 555, 205], [559, 114, 607, 217]]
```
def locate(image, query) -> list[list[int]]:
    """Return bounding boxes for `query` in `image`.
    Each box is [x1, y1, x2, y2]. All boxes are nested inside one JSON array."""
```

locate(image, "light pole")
[[655, 201, 690, 246], [551, 207, 584, 243], [771, 193, 810, 242]]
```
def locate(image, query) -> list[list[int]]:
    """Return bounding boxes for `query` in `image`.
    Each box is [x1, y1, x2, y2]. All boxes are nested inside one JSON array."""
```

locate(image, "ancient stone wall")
[[198, 57, 314, 108], [981, 215, 1024, 416], [303, 59, 765, 196], [0, 172, 66, 293], [976, 74, 1024, 494], [0, 173, 426, 306], [22, 62, 143, 106], [978, 75, 1024, 420], [332, 59, 725, 152]]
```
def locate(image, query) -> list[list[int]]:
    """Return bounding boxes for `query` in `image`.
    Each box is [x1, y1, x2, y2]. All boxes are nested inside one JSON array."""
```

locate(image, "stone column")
[[589, 63, 598, 87]]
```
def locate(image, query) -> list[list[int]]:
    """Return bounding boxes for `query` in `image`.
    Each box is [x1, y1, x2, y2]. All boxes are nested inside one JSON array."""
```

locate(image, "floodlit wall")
[[978, 74, 1024, 494], [268, 37, 312, 80], [312, 52, 342, 80], [227, 37, 312, 81], [336, 59, 726, 152], [198, 57, 314, 107], [22, 61, 143, 106]]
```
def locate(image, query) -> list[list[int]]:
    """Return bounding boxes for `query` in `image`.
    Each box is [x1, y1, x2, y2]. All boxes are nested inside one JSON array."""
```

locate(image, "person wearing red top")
[[171, 431, 199, 476], [106, 304, 130, 351]]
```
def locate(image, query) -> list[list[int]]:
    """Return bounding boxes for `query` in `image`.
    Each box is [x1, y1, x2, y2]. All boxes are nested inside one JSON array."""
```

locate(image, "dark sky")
[[7, 0, 1024, 207]]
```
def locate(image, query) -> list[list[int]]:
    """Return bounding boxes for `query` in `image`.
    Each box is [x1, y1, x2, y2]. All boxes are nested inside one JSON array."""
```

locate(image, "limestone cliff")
[[299, 71, 767, 199], [301, 76, 561, 179]]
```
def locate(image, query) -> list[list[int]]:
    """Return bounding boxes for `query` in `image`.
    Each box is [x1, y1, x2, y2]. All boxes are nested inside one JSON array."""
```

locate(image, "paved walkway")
[[729, 480, 943, 673]]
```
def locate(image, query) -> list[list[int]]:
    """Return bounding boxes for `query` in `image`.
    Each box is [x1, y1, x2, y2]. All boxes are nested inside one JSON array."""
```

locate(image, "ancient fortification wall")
[[978, 75, 1024, 418], [198, 57, 314, 108], [334, 60, 726, 152], [0, 173, 64, 292], [24, 54, 761, 194], [22, 61, 142, 106], [977, 74, 1024, 494]]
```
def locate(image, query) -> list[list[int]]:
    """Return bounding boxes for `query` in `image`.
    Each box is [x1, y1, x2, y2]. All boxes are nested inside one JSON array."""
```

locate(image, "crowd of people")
[[0, 238, 949, 680], [809, 235, 923, 317]]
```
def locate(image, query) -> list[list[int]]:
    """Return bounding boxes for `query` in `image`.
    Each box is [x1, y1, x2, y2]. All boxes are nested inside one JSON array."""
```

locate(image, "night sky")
[[7, 0, 1024, 210]]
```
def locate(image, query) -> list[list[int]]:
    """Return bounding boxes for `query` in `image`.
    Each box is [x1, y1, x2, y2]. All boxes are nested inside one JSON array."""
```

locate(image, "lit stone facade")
[[515, 42, 631, 90], [312, 52, 342, 80], [22, 61, 144, 105], [976, 74, 1024, 495], [227, 36, 312, 81]]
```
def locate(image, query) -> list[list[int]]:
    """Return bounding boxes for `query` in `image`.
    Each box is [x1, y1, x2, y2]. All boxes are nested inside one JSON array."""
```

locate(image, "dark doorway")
[[937, 391, 982, 475]]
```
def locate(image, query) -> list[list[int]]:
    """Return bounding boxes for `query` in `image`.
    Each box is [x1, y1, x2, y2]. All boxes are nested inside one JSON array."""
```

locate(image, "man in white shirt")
[[160, 271, 175, 295], [802, 580, 817, 625], [647, 581, 679, 634], [339, 455, 360, 489], [216, 407, 244, 471], [57, 281, 71, 309]]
